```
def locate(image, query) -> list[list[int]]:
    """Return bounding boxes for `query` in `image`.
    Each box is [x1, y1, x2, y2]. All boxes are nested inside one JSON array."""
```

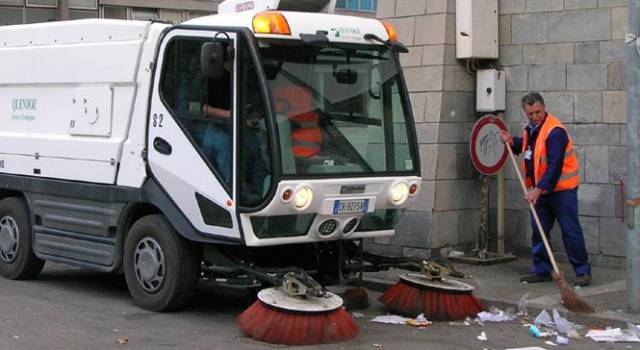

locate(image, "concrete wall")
[[366, 0, 628, 267], [366, 0, 481, 260]]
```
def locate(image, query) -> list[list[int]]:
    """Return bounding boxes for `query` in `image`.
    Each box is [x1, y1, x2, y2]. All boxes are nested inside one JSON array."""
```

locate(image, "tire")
[[0, 197, 45, 280], [123, 214, 200, 312]]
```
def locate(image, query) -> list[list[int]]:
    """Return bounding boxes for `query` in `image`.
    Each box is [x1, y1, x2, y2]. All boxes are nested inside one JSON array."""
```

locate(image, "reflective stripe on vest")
[[272, 86, 322, 158], [290, 111, 321, 158], [521, 114, 580, 191], [539, 149, 575, 165]]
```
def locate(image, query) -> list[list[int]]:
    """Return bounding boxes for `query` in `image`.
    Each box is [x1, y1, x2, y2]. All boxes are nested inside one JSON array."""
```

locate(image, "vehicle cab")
[[147, 0, 421, 248]]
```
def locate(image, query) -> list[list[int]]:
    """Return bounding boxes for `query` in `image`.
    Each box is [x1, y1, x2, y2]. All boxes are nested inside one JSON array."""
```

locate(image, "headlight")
[[390, 182, 409, 205], [293, 187, 313, 209]]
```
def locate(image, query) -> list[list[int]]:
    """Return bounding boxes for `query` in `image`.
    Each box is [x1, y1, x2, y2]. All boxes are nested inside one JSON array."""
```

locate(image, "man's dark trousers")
[[529, 187, 591, 276]]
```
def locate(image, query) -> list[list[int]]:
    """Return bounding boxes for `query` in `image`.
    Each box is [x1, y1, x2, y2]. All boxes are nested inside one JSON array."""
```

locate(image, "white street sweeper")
[[0, 1, 431, 337]]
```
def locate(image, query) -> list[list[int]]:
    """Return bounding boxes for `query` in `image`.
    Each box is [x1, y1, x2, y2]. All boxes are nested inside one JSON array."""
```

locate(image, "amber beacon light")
[[380, 20, 398, 41], [253, 11, 292, 35]]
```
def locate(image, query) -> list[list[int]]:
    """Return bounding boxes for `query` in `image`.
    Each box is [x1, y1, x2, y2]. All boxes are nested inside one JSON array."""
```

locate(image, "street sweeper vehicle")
[[0, 0, 482, 344]]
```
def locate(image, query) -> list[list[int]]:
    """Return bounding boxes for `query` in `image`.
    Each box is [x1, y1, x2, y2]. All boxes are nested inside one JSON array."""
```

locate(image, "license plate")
[[333, 199, 369, 214]]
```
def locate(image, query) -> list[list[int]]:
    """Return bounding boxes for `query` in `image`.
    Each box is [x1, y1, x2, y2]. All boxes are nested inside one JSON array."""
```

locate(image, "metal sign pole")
[[497, 112, 506, 255], [497, 167, 505, 255], [451, 115, 515, 265]]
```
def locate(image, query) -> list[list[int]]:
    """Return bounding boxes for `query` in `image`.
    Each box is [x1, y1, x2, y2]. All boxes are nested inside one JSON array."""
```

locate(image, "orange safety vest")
[[272, 85, 322, 158], [521, 114, 579, 191]]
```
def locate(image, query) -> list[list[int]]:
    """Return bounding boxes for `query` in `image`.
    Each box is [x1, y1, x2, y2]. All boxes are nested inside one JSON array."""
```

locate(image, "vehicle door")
[[148, 28, 240, 241]]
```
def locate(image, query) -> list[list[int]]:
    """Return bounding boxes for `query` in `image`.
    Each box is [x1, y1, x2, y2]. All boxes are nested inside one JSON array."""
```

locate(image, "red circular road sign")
[[470, 115, 508, 175]]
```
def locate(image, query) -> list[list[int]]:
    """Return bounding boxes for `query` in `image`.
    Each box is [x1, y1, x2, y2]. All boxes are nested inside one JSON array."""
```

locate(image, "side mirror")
[[201, 42, 225, 80], [335, 69, 358, 85]]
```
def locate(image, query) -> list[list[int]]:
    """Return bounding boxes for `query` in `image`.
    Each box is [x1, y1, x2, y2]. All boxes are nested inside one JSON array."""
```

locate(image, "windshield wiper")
[[363, 33, 409, 53]]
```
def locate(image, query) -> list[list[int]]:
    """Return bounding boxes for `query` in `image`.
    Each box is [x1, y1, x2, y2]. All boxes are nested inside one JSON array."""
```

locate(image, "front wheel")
[[123, 215, 200, 312], [0, 197, 45, 280]]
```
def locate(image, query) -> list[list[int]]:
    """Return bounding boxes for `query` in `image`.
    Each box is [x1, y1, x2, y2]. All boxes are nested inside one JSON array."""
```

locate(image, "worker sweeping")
[[500, 92, 592, 287]]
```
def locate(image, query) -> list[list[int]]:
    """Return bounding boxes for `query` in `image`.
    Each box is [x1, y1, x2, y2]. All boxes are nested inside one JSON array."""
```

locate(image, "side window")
[[237, 37, 272, 207], [160, 37, 233, 191]]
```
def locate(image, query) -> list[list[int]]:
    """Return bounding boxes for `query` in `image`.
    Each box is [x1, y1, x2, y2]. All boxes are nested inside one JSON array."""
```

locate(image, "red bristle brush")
[[379, 263, 484, 321], [237, 273, 358, 345]]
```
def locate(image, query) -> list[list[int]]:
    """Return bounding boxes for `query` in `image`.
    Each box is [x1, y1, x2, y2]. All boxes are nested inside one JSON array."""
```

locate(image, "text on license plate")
[[333, 199, 369, 214]]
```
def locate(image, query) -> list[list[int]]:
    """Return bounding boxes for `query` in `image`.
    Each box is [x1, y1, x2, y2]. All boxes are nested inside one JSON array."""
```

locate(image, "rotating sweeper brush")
[[237, 272, 358, 345], [379, 261, 484, 321]]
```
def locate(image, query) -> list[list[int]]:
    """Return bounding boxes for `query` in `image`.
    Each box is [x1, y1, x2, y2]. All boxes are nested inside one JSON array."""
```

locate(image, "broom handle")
[[505, 142, 561, 275]]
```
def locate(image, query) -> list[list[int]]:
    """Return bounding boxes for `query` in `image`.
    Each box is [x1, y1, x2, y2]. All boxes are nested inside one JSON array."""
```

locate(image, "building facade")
[[0, 0, 223, 25], [3, 0, 623, 267], [370, 0, 628, 268], [0, 0, 378, 25]]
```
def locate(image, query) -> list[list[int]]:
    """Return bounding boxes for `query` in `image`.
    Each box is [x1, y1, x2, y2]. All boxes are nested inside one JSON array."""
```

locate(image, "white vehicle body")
[[0, 0, 420, 310]]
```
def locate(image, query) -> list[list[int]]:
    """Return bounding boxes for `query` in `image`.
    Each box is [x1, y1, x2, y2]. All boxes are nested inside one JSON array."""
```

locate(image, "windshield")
[[259, 42, 418, 177]]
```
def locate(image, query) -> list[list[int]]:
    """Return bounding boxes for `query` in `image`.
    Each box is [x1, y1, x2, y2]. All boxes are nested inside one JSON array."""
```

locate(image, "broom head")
[[237, 287, 358, 345], [552, 271, 594, 313], [379, 273, 484, 321]]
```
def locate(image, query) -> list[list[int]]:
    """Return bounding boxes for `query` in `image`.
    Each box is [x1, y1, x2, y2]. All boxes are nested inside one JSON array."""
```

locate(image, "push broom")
[[379, 261, 484, 321], [505, 142, 593, 313], [237, 272, 358, 345]]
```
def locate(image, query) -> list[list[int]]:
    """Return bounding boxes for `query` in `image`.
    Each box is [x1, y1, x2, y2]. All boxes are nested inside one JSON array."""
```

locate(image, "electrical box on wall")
[[456, 0, 498, 59], [476, 69, 505, 112]]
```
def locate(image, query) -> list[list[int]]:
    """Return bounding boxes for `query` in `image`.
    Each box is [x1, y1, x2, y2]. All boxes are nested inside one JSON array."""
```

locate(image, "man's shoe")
[[574, 274, 592, 287], [520, 274, 552, 283]]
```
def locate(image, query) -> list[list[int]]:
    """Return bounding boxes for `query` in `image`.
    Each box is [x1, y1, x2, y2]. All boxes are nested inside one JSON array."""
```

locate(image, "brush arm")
[[505, 143, 560, 275]]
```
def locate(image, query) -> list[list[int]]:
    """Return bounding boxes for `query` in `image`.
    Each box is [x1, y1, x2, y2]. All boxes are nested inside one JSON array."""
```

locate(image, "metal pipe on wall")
[[626, 0, 640, 312], [58, 0, 69, 21]]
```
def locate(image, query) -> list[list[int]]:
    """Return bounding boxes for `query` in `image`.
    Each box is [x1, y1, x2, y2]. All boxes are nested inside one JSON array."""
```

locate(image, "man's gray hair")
[[521, 92, 545, 107]]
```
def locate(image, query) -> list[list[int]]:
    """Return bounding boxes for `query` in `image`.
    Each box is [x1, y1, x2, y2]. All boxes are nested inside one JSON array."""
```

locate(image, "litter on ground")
[[371, 314, 431, 327], [476, 307, 515, 322], [529, 325, 543, 338], [552, 309, 580, 336], [406, 314, 432, 328], [528, 324, 557, 338], [531, 309, 580, 339], [585, 328, 640, 343], [556, 335, 569, 345], [371, 315, 410, 325], [477, 331, 488, 341], [533, 309, 552, 327]]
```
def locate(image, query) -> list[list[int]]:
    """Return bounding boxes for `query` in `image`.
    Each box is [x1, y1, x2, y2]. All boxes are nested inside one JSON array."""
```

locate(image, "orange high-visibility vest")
[[521, 114, 579, 191], [272, 85, 321, 158]]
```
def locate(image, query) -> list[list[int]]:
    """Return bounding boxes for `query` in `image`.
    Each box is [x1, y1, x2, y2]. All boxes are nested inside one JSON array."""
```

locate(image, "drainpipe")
[[626, 0, 640, 312], [58, 0, 69, 21]]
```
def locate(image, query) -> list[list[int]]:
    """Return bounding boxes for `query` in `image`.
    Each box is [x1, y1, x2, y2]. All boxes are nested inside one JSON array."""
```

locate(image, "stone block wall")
[[363, 0, 629, 266], [366, 0, 482, 259], [498, 0, 627, 267]]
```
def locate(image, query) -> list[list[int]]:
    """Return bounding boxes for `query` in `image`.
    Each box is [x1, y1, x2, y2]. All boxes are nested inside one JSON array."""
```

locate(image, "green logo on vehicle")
[[330, 27, 361, 40], [11, 98, 37, 121]]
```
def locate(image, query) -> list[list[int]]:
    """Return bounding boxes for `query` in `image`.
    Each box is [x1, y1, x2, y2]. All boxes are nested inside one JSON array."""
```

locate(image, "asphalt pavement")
[[0, 260, 638, 349]]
